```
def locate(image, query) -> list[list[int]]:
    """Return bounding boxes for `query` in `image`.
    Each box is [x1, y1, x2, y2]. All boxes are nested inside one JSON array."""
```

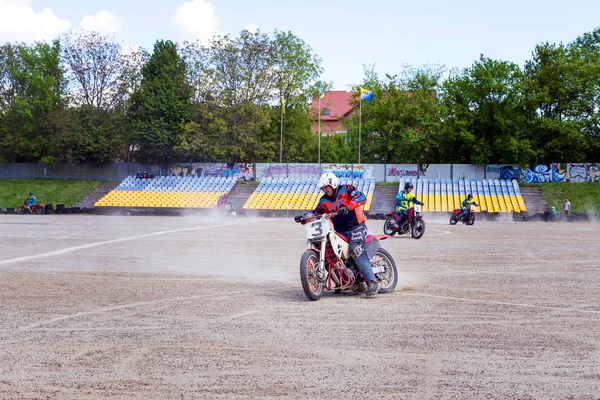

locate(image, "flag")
[[281, 96, 286, 114], [360, 87, 374, 102], [318, 82, 325, 99]]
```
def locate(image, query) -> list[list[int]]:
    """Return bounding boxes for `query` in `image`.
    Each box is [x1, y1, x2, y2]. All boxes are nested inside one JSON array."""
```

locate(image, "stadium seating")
[[95, 176, 237, 208], [242, 177, 376, 211], [95, 175, 525, 213], [397, 178, 526, 213]]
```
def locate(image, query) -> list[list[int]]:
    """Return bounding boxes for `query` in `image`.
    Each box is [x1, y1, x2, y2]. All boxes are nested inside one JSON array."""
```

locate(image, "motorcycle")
[[450, 203, 477, 225], [16, 201, 45, 215], [215, 201, 237, 217], [223, 202, 237, 217], [295, 210, 398, 301], [383, 204, 426, 239]]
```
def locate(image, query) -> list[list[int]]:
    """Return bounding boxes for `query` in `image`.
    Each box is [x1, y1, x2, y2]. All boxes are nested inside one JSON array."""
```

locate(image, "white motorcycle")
[[295, 211, 398, 301]]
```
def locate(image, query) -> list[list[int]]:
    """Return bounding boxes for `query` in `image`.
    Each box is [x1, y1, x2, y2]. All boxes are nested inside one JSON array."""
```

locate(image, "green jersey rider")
[[394, 182, 423, 229]]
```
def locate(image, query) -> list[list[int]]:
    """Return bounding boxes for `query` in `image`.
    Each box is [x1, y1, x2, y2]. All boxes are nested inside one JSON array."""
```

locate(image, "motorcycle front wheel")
[[383, 217, 397, 236], [16, 207, 25, 215], [372, 248, 398, 293], [449, 214, 459, 225], [466, 214, 475, 225], [299, 249, 324, 301], [412, 219, 426, 239]]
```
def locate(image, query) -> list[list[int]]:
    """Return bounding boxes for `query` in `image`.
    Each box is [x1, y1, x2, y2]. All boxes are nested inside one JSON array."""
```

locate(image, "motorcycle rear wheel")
[[383, 217, 397, 236], [34, 207, 45, 215], [299, 249, 324, 301], [449, 214, 459, 225], [412, 219, 426, 239], [372, 248, 398, 293]]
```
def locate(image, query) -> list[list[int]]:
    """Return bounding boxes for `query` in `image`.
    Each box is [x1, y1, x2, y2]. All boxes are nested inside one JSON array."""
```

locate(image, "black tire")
[[34, 207, 45, 215], [299, 249, 324, 301], [372, 248, 398, 293], [449, 214, 459, 225], [16, 207, 25, 215], [467, 214, 475, 225], [412, 219, 426, 239], [383, 217, 397, 236]]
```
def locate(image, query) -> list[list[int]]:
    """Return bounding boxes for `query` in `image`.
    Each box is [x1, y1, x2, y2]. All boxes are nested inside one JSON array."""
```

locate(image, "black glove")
[[337, 206, 350, 215], [294, 215, 304, 223]]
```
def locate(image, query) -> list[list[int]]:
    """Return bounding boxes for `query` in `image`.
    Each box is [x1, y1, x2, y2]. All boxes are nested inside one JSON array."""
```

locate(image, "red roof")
[[310, 91, 355, 121]]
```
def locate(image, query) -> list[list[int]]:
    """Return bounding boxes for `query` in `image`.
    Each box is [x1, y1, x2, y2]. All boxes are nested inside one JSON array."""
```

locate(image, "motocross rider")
[[26, 192, 36, 213], [296, 172, 380, 297], [460, 194, 478, 218], [394, 182, 423, 229]]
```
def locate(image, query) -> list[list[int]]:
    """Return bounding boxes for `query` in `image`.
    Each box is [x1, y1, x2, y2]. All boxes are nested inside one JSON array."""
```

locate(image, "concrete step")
[[519, 187, 547, 214], [227, 184, 258, 213], [369, 185, 399, 215], [75, 182, 120, 208]]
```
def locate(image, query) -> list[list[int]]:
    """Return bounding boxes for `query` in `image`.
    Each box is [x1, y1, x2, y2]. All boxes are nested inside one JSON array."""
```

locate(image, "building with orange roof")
[[309, 90, 356, 135]]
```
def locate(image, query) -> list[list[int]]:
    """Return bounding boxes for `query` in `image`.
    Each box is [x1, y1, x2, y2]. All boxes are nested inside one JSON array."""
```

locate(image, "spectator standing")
[[564, 198, 571, 215]]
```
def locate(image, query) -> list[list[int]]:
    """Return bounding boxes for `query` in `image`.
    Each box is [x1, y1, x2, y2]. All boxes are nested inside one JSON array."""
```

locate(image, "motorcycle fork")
[[319, 238, 327, 273]]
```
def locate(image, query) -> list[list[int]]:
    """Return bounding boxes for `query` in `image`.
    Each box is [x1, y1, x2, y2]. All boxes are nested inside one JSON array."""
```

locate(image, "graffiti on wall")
[[386, 167, 419, 177], [552, 163, 568, 182], [287, 164, 320, 178], [387, 168, 419, 177], [486, 165, 519, 180], [521, 164, 552, 183], [322, 164, 373, 179], [257, 164, 289, 179], [591, 164, 600, 182], [168, 163, 254, 180], [568, 163, 600, 182]]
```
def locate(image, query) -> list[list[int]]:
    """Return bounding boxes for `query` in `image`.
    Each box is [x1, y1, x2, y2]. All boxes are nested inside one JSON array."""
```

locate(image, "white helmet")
[[318, 172, 339, 191]]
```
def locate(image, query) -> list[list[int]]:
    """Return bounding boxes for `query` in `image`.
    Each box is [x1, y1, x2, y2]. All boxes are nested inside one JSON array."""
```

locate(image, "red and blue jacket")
[[311, 184, 367, 232]]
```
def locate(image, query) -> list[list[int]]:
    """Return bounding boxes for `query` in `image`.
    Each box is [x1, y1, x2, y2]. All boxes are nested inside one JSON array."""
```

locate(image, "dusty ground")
[[0, 213, 599, 399]]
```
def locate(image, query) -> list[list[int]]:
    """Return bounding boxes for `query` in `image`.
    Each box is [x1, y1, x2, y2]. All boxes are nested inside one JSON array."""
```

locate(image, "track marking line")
[[405, 292, 600, 315], [0, 219, 268, 266], [12, 289, 260, 332]]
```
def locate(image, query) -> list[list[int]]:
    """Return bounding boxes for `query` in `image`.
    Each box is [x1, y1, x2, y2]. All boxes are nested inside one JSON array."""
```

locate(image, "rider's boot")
[[365, 280, 379, 297], [356, 282, 367, 292], [353, 251, 378, 297]]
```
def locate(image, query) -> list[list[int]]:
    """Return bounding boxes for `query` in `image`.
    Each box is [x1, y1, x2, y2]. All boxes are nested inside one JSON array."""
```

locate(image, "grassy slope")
[[527, 182, 600, 214], [0, 179, 102, 209]]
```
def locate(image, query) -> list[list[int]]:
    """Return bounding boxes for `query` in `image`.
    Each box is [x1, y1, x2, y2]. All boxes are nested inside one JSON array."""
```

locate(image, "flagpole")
[[359, 96, 362, 164], [318, 97, 321, 165], [280, 97, 283, 163]]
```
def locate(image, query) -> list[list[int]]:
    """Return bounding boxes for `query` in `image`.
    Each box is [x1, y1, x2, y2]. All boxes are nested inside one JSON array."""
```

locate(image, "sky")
[[1, 0, 600, 90]]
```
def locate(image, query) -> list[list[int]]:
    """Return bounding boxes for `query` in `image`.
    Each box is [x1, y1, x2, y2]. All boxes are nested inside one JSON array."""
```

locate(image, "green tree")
[[440, 56, 534, 164], [343, 65, 442, 163], [128, 40, 192, 164], [0, 41, 65, 163]]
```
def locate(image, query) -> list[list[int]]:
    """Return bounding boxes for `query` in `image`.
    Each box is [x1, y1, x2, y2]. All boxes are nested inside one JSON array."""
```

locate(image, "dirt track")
[[0, 214, 599, 399]]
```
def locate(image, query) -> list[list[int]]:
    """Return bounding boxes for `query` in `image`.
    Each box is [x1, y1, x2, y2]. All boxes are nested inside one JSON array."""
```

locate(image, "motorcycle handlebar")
[[294, 209, 342, 223]]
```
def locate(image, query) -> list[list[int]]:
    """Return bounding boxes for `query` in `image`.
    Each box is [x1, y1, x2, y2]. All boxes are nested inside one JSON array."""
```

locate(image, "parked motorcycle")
[[16, 201, 45, 215], [295, 210, 398, 301], [383, 204, 426, 239], [450, 203, 477, 225]]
